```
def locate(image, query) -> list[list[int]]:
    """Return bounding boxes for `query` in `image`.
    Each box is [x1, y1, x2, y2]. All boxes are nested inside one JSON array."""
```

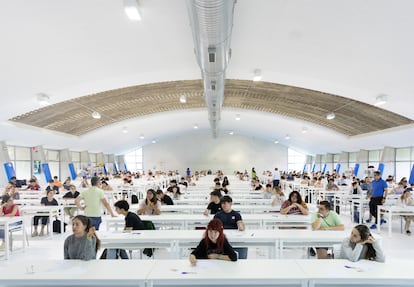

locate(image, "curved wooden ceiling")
[[9, 79, 413, 136]]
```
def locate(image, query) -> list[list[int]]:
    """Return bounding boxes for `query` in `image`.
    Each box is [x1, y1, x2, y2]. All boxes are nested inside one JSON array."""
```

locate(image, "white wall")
[[143, 132, 288, 175]]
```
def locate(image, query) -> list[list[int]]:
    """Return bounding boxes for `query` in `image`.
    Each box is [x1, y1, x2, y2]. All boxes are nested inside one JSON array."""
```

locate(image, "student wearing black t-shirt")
[[32, 189, 58, 237], [106, 200, 144, 259], [190, 219, 237, 265], [156, 190, 174, 205], [203, 190, 222, 216]]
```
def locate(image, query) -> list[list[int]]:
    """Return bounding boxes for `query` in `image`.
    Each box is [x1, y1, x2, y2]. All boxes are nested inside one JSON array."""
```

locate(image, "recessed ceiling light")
[[179, 94, 187, 103], [91, 111, 101, 119], [235, 114, 241, 121], [374, 94, 387, 106], [285, 134, 290, 140], [253, 69, 262, 82], [193, 124, 199, 129], [36, 93, 50, 106], [229, 131, 234, 135], [326, 112, 335, 120], [122, 127, 128, 134]]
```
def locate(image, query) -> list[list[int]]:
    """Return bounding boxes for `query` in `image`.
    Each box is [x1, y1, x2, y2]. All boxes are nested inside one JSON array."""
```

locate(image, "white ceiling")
[[1, 0, 414, 155]]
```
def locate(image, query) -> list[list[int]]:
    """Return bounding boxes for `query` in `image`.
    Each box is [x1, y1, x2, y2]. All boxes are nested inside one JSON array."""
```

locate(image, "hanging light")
[[139, 134, 145, 139], [235, 114, 241, 121], [124, 0, 141, 21], [193, 124, 199, 129], [253, 69, 262, 81], [36, 93, 50, 106], [179, 94, 187, 103], [91, 111, 101, 119], [229, 131, 234, 135], [374, 94, 387, 106], [285, 134, 290, 140], [274, 140, 279, 144], [326, 112, 335, 120], [302, 127, 308, 134], [151, 139, 157, 144], [122, 127, 128, 134]]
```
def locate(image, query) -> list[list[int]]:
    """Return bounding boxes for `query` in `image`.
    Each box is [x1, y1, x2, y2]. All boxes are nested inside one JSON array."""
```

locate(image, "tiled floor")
[[2, 210, 414, 262]]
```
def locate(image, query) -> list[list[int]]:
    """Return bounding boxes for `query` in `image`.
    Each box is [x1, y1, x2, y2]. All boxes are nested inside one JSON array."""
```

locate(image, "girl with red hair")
[[189, 219, 237, 265]]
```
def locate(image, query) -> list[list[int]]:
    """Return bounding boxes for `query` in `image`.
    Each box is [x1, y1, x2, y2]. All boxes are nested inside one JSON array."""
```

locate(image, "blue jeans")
[[234, 247, 248, 259], [89, 217, 102, 230], [106, 249, 129, 259]]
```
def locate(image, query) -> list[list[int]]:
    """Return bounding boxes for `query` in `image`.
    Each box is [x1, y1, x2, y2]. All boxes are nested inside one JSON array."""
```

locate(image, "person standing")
[[368, 171, 388, 230], [272, 168, 281, 188], [75, 176, 116, 230]]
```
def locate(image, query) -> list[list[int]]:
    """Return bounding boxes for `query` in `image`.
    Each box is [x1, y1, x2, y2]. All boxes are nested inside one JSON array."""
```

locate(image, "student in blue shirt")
[[368, 171, 388, 229]]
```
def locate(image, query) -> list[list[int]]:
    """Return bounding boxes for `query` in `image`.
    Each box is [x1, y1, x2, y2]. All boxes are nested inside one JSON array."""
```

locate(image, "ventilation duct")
[[186, 0, 236, 137]]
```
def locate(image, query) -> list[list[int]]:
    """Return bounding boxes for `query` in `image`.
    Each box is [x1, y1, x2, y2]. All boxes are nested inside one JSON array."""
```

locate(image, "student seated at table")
[[263, 184, 273, 199], [156, 189, 174, 205], [62, 185, 80, 220], [105, 200, 145, 259], [137, 189, 161, 215], [203, 190, 222, 216], [64, 215, 100, 260], [311, 200, 344, 259], [2, 185, 20, 200], [45, 179, 59, 195], [190, 219, 238, 265], [32, 189, 58, 237], [338, 224, 385, 262], [397, 188, 414, 235], [26, 179, 41, 190], [270, 186, 285, 208], [280, 190, 308, 215], [0, 194, 21, 246], [214, 196, 247, 259]]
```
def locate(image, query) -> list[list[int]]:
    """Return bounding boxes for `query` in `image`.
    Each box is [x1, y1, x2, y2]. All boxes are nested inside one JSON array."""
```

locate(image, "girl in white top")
[[338, 224, 385, 262], [397, 188, 414, 235]]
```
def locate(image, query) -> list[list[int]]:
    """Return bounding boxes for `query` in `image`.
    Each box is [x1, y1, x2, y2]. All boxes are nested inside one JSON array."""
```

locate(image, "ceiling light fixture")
[[139, 134, 145, 139], [374, 94, 387, 106], [274, 140, 279, 144], [235, 114, 241, 121], [36, 93, 50, 106], [253, 69, 262, 82], [91, 111, 101, 119], [326, 112, 336, 120], [193, 124, 199, 129], [229, 131, 234, 135], [179, 94, 187, 103], [124, 0, 141, 21], [285, 134, 290, 140], [122, 127, 128, 134], [301, 127, 308, 134], [151, 139, 157, 144]]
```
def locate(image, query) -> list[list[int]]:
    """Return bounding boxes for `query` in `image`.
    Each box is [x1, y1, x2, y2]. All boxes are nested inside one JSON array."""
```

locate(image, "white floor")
[[3, 210, 414, 262]]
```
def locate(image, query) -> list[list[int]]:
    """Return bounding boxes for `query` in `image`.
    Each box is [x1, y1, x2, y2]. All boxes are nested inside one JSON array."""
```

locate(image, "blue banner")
[[103, 164, 107, 174], [354, 164, 360, 177], [3, 162, 16, 181], [68, 163, 77, 180], [312, 163, 316, 173], [322, 163, 327, 174], [336, 163, 341, 173], [113, 163, 118, 173], [409, 164, 414, 185], [124, 163, 128, 172], [378, 163, 385, 174], [42, 163, 52, 183], [303, 164, 307, 173]]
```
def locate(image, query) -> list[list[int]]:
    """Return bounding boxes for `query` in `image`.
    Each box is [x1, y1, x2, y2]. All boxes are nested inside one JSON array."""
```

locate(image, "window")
[[124, 147, 143, 172], [288, 148, 306, 172]]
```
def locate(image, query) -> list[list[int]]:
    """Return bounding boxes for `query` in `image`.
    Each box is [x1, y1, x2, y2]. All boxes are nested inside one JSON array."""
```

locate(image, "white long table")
[[377, 205, 414, 237], [0, 216, 26, 260], [298, 259, 414, 287], [99, 229, 348, 259], [20, 205, 63, 238], [158, 204, 282, 214], [0, 259, 152, 286], [105, 213, 311, 230]]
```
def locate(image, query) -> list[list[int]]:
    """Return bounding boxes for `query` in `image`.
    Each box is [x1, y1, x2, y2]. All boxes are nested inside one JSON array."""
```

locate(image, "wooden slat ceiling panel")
[[9, 79, 413, 136]]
